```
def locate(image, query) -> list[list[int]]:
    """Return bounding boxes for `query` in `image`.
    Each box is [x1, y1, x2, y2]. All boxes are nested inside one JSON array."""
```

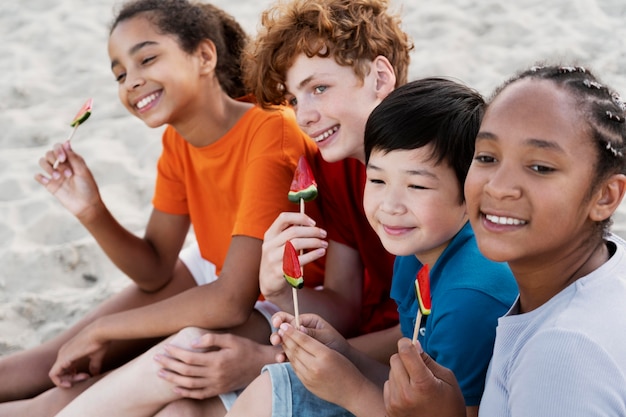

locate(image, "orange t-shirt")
[[152, 105, 322, 285]]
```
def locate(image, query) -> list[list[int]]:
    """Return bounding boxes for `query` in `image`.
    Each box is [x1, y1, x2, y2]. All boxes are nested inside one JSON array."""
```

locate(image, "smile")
[[136, 92, 160, 110], [312, 126, 338, 143], [485, 214, 527, 225]]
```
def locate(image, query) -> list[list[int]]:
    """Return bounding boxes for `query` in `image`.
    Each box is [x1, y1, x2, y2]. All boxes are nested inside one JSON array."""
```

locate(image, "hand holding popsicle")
[[412, 264, 432, 344], [53, 98, 93, 169], [284, 155, 318, 328]]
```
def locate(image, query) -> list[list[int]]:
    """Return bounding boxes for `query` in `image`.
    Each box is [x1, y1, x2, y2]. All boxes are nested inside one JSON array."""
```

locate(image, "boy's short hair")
[[243, 0, 413, 109], [364, 77, 485, 200]]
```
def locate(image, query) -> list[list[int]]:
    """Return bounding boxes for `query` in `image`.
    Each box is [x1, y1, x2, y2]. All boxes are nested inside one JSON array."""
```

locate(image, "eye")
[[141, 56, 156, 65], [408, 184, 428, 190], [473, 154, 497, 164], [313, 85, 327, 94], [529, 164, 555, 174], [114, 72, 126, 83], [287, 96, 297, 107], [367, 178, 385, 185]]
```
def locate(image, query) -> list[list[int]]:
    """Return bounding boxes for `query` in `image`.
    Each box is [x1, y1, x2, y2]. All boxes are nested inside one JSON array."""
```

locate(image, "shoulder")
[[434, 225, 517, 304]]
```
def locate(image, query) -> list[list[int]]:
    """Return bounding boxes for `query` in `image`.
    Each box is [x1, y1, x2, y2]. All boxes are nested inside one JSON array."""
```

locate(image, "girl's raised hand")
[[35, 141, 103, 219], [259, 212, 327, 301]]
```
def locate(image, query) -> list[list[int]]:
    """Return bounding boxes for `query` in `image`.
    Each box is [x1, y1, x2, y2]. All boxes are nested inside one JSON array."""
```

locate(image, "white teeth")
[[485, 214, 527, 225], [312, 126, 338, 142], [136, 93, 159, 110]]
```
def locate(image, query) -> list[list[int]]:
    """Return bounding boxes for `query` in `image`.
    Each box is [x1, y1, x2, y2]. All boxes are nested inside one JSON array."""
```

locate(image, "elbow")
[[135, 273, 174, 293]]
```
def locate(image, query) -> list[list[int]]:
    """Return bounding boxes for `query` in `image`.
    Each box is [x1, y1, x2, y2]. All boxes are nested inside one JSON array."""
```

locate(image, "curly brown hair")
[[111, 0, 249, 99], [243, 0, 413, 109]]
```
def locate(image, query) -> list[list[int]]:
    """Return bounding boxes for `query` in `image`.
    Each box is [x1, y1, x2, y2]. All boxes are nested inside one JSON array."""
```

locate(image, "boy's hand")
[[35, 141, 103, 220], [384, 338, 466, 417], [270, 312, 350, 359], [272, 313, 367, 408], [154, 332, 275, 399], [259, 212, 327, 302]]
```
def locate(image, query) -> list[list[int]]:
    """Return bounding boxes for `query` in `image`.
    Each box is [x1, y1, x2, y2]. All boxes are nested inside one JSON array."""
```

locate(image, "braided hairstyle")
[[111, 0, 248, 99], [491, 65, 626, 233], [243, 0, 413, 109]]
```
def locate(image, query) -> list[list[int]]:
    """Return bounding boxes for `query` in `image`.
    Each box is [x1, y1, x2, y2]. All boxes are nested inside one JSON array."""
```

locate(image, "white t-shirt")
[[480, 235, 626, 417]]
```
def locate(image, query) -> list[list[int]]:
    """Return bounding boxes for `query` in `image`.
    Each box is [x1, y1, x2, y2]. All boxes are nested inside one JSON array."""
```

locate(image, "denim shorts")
[[263, 362, 356, 417]]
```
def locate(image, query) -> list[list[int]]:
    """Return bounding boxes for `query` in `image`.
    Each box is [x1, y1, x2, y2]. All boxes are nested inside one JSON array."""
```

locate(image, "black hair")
[[110, 0, 248, 98], [364, 77, 485, 202], [491, 65, 626, 233]]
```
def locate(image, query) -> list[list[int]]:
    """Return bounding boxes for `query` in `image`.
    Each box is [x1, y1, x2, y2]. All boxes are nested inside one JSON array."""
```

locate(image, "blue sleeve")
[[425, 288, 509, 406]]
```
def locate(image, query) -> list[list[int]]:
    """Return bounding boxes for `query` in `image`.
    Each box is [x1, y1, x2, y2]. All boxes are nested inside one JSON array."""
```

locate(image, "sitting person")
[[19, 0, 413, 416], [385, 65, 626, 417], [226, 78, 519, 417], [0, 0, 324, 415]]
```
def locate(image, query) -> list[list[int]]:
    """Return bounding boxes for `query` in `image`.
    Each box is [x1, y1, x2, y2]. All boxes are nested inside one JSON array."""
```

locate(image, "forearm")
[[343, 343, 391, 388], [78, 203, 177, 288], [91, 281, 259, 342], [349, 325, 402, 364], [342, 378, 386, 417]]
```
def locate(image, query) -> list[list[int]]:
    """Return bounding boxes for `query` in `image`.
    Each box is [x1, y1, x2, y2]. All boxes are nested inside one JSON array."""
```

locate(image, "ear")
[[589, 174, 626, 222], [197, 39, 217, 75], [372, 55, 396, 99]]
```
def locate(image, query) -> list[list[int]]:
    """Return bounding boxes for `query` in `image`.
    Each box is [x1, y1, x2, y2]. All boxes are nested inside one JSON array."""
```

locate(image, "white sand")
[[1, 0, 625, 355]]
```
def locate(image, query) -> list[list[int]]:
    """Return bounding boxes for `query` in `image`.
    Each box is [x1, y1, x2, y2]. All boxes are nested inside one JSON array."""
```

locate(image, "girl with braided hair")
[[385, 65, 626, 417]]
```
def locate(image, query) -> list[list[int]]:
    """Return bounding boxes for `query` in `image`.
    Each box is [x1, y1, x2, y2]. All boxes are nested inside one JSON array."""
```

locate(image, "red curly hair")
[[243, 0, 413, 109]]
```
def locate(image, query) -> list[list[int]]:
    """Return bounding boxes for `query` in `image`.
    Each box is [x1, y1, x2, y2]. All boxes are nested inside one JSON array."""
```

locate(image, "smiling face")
[[284, 54, 390, 163], [465, 78, 601, 267], [364, 146, 467, 266], [108, 15, 204, 128]]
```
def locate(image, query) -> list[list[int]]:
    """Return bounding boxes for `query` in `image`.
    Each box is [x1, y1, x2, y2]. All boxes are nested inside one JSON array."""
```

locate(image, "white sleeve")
[[508, 329, 626, 417]]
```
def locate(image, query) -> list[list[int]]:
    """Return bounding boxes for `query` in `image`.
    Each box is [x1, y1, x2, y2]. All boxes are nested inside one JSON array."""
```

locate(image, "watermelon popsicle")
[[283, 240, 303, 327], [284, 156, 318, 328], [288, 155, 318, 213], [53, 98, 93, 169], [412, 264, 432, 344]]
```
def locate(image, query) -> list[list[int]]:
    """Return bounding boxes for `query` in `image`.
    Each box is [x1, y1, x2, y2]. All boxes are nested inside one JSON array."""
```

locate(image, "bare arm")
[[36, 142, 190, 291], [49, 235, 263, 386]]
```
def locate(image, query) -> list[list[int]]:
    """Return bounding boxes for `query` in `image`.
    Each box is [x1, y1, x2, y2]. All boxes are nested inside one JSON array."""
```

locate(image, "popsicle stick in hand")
[[412, 264, 432, 344], [284, 155, 319, 328], [53, 98, 93, 169], [283, 240, 304, 328]]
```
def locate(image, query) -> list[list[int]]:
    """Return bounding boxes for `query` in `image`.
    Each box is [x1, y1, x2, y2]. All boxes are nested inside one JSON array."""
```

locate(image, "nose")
[[295, 96, 320, 128], [379, 186, 407, 215], [483, 164, 522, 200], [124, 73, 145, 91]]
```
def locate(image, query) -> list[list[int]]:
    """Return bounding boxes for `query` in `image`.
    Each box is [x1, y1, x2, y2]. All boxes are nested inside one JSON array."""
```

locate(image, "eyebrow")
[[476, 131, 565, 153], [367, 163, 438, 179], [110, 40, 158, 69]]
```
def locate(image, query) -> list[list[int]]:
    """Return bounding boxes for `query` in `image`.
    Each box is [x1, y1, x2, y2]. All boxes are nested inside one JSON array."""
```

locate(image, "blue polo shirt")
[[391, 222, 518, 406]]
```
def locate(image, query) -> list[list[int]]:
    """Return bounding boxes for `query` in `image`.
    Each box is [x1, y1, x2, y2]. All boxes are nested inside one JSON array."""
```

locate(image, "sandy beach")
[[1, 0, 625, 354]]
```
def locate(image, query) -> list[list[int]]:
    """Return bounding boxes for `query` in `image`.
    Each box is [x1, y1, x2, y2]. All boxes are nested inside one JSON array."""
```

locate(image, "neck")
[[172, 88, 252, 148], [512, 235, 608, 313]]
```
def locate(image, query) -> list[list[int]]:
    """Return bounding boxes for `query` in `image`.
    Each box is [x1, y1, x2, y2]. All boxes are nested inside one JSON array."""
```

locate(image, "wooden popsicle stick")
[[52, 126, 79, 169], [412, 310, 423, 344]]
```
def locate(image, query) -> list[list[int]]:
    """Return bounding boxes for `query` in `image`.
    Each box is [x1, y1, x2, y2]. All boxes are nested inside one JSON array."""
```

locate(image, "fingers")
[[48, 359, 89, 388], [264, 212, 317, 240]]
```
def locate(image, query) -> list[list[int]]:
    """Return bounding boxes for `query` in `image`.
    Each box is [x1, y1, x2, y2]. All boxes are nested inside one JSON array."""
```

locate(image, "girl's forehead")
[[485, 79, 577, 129], [481, 79, 591, 152]]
